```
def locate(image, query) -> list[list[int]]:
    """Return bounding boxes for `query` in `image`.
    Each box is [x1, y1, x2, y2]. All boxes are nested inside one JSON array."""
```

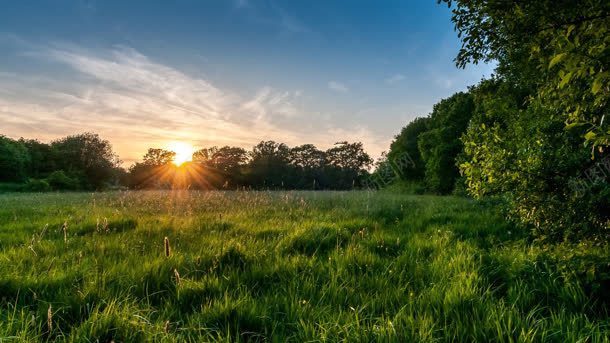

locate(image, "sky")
[[0, 0, 494, 165]]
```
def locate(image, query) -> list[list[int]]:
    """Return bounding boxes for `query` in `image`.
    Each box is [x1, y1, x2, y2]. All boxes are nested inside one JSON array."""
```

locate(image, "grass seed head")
[[47, 304, 53, 333], [173, 268, 181, 285], [62, 221, 68, 243], [164, 236, 171, 257]]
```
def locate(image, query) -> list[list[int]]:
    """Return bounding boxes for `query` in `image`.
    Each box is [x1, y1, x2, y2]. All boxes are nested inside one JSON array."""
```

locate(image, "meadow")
[[0, 191, 608, 342]]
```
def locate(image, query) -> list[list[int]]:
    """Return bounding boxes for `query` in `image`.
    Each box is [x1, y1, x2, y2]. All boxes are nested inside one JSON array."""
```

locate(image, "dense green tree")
[[208, 146, 248, 173], [289, 144, 326, 170], [142, 148, 176, 166], [46, 170, 80, 190], [192, 147, 218, 164], [440, 0, 610, 153], [460, 78, 610, 242], [0, 136, 29, 182], [247, 141, 292, 188], [442, 0, 610, 241], [128, 148, 176, 189], [19, 139, 55, 178], [418, 92, 474, 194], [387, 117, 429, 181], [51, 133, 120, 190], [288, 144, 326, 189], [325, 142, 373, 189], [192, 146, 248, 189]]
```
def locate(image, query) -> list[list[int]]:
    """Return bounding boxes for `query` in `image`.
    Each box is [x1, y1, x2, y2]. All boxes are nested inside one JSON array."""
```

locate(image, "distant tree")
[[142, 148, 176, 166], [192, 147, 218, 164], [210, 146, 249, 173], [387, 117, 430, 181], [325, 141, 373, 188], [192, 146, 248, 189], [46, 170, 80, 190], [247, 141, 292, 188], [289, 144, 327, 188], [418, 92, 474, 194], [326, 142, 373, 170], [127, 148, 175, 189], [51, 133, 120, 190], [19, 139, 55, 178], [0, 135, 29, 182]]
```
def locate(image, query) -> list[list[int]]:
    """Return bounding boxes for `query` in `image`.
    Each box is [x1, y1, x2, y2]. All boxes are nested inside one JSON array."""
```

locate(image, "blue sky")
[[0, 0, 494, 164]]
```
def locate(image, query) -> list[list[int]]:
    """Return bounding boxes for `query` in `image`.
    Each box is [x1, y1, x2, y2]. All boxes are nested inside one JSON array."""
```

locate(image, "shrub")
[[22, 178, 51, 192], [46, 170, 80, 190]]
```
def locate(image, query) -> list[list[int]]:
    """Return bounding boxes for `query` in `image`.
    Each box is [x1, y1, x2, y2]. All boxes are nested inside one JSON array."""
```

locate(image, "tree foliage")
[[50, 133, 121, 190], [440, 0, 610, 153], [419, 92, 474, 194], [387, 117, 429, 181], [0, 136, 29, 182], [441, 0, 610, 242], [385, 92, 474, 194], [126, 140, 373, 190], [0, 133, 120, 191]]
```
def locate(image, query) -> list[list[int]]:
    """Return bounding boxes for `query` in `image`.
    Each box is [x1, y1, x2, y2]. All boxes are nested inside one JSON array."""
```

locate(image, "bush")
[[0, 182, 24, 193], [46, 170, 80, 190], [22, 179, 51, 192], [385, 180, 426, 194]]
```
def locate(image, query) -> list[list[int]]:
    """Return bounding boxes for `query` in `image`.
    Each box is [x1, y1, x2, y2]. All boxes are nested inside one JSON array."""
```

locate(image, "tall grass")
[[0, 190, 608, 342]]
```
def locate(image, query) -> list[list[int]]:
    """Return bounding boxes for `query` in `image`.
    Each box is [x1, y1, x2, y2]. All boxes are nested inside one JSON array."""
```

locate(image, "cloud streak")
[[385, 73, 405, 84], [0, 44, 387, 164], [328, 81, 349, 93]]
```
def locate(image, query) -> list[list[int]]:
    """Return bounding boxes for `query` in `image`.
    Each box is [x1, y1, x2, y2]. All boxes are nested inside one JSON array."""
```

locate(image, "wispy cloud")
[[234, 0, 249, 9], [234, 1, 312, 36], [0, 44, 386, 164], [328, 81, 349, 93], [385, 73, 405, 84], [274, 5, 311, 34]]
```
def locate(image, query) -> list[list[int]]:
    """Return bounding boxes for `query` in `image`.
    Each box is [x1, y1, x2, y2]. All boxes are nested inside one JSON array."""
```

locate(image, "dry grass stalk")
[[62, 221, 67, 243], [173, 268, 181, 286], [47, 304, 53, 333], [164, 237, 171, 257]]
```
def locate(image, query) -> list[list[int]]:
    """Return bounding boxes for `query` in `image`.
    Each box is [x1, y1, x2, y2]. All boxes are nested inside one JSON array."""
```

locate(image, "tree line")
[[379, 0, 610, 244], [127, 141, 373, 190], [0, 133, 121, 192], [0, 134, 373, 191]]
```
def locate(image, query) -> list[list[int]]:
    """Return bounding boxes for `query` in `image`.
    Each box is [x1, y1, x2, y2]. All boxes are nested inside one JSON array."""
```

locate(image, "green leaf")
[[565, 122, 584, 130], [559, 72, 573, 88], [592, 78, 602, 94], [549, 53, 566, 69], [584, 131, 597, 141]]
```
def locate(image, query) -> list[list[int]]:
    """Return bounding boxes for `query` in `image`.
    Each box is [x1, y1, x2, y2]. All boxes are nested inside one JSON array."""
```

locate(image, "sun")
[[167, 141, 194, 166]]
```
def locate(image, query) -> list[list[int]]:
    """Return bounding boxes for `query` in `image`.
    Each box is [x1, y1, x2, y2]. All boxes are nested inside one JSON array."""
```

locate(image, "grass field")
[[0, 191, 608, 342]]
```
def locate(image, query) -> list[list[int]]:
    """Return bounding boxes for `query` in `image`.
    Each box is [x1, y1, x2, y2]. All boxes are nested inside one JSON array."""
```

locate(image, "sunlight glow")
[[168, 141, 194, 166]]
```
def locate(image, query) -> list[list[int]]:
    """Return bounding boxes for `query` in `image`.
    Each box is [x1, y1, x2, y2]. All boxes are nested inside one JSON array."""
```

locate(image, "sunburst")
[[167, 141, 194, 166]]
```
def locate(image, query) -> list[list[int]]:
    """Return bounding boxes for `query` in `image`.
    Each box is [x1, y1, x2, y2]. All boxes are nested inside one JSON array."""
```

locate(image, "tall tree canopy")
[[441, 0, 610, 153], [387, 117, 429, 182], [142, 148, 176, 166], [0, 136, 29, 182], [441, 0, 610, 241], [418, 92, 474, 194], [50, 133, 121, 190]]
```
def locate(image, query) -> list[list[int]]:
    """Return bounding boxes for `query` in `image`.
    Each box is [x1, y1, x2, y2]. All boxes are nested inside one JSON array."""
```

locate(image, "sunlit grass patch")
[[0, 191, 608, 342]]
